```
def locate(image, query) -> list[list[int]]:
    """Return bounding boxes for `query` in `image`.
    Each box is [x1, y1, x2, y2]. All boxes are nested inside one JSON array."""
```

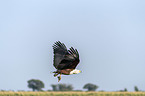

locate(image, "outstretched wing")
[[65, 47, 80, 69], [53, 41, 68, 69], [53, 41, 80, 70]]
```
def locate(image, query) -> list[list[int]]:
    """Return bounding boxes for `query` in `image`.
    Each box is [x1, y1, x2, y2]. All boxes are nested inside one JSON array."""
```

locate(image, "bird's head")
[[70, 69, 81, 74]]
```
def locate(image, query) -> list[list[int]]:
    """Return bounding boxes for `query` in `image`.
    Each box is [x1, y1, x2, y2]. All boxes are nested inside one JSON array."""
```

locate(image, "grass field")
[[1, 91, 145, 96]]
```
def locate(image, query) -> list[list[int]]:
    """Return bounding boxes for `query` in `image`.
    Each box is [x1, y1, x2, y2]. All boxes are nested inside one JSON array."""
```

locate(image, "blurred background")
[[0, 0, 145, 91]]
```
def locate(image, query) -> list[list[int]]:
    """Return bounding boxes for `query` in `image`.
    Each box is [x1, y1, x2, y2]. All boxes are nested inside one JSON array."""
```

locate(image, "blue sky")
[[0, 0, 145, 91]]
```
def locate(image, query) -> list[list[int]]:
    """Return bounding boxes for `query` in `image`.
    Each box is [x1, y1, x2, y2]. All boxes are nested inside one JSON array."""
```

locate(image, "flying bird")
[[52, 41, 81, 82]]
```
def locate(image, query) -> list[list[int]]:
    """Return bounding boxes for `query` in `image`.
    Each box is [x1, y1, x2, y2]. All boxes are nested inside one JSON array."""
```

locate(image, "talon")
[[58, 76, 61, 82], [58, 74, 61, 82], [54, 73, 58, 77]]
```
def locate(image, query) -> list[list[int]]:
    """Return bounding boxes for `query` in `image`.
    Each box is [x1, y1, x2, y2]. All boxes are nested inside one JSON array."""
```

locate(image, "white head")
[[70, 69, 81, 75]]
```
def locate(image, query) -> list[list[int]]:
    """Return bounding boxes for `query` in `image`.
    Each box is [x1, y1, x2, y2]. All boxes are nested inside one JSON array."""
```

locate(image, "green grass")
[[1, 91, 145, 96]]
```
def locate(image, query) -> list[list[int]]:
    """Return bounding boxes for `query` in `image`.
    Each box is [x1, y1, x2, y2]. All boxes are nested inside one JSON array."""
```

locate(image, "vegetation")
[[124, 88, 128, 92], [83, 83, 98, 91], [1, 79, 143, 96], [51, 84, 58, 91], [27, 79, 44, 91], [51, 84, 73, 91], [1, 92, 145, 96], [134, 86, 139, 92], [118, 88, 128, 92]]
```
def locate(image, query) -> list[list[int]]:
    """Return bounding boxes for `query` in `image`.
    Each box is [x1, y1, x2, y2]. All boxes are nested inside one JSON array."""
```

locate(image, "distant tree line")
[[27, 79, 142, 92], [51, 84, 73, 91], [27, 79, 98, 91]]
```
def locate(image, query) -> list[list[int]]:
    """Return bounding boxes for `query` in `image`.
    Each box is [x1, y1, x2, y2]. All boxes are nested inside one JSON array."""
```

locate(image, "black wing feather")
[[53, 41, 68, 69], [53, 41, 80, 70]]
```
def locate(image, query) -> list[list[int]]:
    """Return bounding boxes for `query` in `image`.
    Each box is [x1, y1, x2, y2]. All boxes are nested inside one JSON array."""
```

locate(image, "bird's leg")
[[54, 73, 58, 77], [58, 74, 61, 82]]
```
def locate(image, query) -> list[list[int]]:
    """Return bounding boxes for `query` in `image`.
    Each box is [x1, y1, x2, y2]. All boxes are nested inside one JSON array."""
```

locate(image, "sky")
[[0, 0, 145, 91]]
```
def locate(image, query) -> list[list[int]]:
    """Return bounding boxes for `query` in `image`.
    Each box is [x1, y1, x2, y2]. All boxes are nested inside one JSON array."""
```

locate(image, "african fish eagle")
[[52, 41, 81, 82]]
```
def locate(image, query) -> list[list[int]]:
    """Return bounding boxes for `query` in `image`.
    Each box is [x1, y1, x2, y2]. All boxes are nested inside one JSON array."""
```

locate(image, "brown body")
[[55, 69, 73, 75]]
